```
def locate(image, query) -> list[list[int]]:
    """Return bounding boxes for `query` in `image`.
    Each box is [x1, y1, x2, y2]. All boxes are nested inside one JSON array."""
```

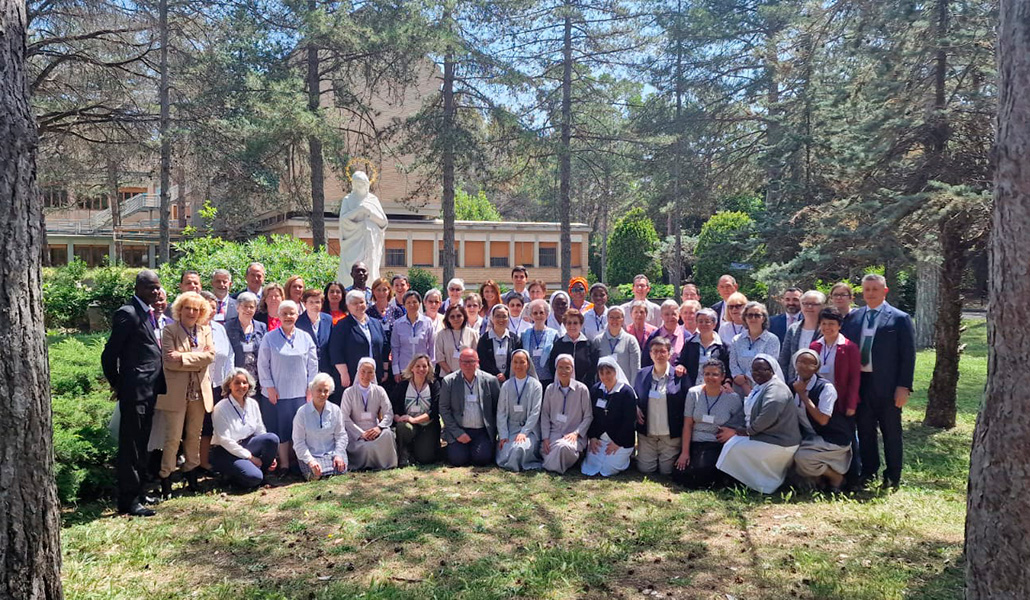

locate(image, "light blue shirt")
[[208, 321, 235, 390], [521, 327, 560, 381], [258, 327, 318, 399], [390, 314, 436, 375], [292, 401, 348, 463]]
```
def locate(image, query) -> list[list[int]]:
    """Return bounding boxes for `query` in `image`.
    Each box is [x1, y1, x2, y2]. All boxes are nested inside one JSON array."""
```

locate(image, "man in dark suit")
[[210, 268, 238, 322], [439, 348, 501, 467], [710, 274, 738, 330], [101, 270, 166, 516], [841, 274, 916, 489], [769, 287, 803, 342]]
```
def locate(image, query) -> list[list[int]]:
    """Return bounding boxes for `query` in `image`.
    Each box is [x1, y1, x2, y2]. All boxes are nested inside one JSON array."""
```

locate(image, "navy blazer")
[[633, 366, 687, 437], [329, 316, 390, 387], [769, 313, 792, 342], [711, 300, 725, 330], [101, 299, 166, 406], [297, 311, 333, 374], [224, 317, 268, 369], [841, 302, 916, 400]]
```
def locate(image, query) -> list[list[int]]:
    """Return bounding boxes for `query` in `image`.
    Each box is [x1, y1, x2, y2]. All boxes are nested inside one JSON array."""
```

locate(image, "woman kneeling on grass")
[[292, 373, 348, 480], [581, 357, 637, 478], [790, 349, 852, 492], [341, 357, 398, 470], [210, 368, 279, 490], [391, 353, 442, 466]]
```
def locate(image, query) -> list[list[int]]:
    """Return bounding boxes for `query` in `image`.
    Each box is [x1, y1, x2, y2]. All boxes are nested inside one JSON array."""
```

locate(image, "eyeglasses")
[[448, 288, 462, 292], [745, 313, 764, 319], [831, 293, 852, 299], [728, 304, 745, 310], [425, 299, 441, 305], [570, 286, 585, 292], [802, 302, 823, 308]]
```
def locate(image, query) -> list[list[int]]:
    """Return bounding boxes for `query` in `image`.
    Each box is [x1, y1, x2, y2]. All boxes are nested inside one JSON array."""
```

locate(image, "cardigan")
[[678, 334, 732, 386], [632, 365, 687, 437], [586, 382, 637, 449], [389, 379, 441, 423], [476, 329, 522, 380], [742, 379, 801, 447], [547, 334, 599, 388], [329, 315, 390, 386], [809, 336, 861, 414]]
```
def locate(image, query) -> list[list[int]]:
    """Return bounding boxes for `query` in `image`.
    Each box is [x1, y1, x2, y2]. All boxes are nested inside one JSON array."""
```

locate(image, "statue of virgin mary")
[[336, 171, 388, 286]]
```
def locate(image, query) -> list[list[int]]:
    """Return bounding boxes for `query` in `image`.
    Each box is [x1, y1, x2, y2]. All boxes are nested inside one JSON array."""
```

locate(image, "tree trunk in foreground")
[[0, 1, 65, 597], [965, 0, 1030, 594], [923, 218, 964, 429]]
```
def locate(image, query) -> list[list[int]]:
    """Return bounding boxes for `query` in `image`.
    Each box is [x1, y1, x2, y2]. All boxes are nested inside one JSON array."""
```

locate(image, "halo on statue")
[[345, 157, 379, 187]]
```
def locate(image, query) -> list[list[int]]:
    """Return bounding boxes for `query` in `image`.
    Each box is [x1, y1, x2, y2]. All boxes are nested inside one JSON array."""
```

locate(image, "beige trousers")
[[636, 434, 681, 475], [158, 400, 206, 478]]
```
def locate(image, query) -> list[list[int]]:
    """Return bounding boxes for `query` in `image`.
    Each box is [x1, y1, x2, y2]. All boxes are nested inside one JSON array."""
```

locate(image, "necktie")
[[860, 309, 878, 366]]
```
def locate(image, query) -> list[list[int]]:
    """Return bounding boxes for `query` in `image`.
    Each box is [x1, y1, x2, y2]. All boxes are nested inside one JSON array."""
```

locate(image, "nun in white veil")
[[341, 356, 398, 470], [496, 349, 543, 471], [540, 354, 592, 473], [715, 353, 801, 493], [581, 356, 638, 477]]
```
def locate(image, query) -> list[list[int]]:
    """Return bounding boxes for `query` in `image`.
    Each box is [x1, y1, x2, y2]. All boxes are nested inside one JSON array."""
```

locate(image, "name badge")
[[649, 389, 662, 400], [740, 349, 756, 359], [556, 413, 568, 423], [513, 404, 524, 413], [214, 314, 225, 322], [241, 342, 255, 353], [452, 350, 461, 359], [819, 364, 831, 374], [702, 414, 715, 424], [596, 399, 608, 409], [533, 349, 543, 357], [465, 394, 477, 404], [360, 411, 373, 421]]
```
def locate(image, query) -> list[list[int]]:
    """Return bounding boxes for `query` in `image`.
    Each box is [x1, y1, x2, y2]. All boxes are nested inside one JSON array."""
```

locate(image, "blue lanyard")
[[181, 323, 198, 347], [747, 335, 759, 351], [465, 379, 477, 400], [413, 382, 426, 404], [360, 388, 370, 412], [511, 319, 524, 336], [607, 334, 619, 354], [280, 327, 294, 348], [704, 392, 722, 414], [560, 386, 571, 414], [821, 342, 836, 365], [318, 406, 326, 429], [410, 318, 422, 338], [731, 322, 742, 336], [244, 329, 254, 344], [230, 400, 246, 424], [513, 378, 526, 405], [700, 343, 713, 358], [532, 329, 544, 349], [593, 311, 604, 331]]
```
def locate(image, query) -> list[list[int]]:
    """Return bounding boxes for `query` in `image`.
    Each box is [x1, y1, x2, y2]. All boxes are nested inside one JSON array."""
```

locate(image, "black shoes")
[[119, 502, 156, 517], [160, 477, 173, 500]]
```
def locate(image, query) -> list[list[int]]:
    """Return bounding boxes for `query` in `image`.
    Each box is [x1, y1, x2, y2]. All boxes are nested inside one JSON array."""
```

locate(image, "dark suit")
[[769, 313, 800, 343], [328, 316, 390, 398], [711, 300, 725, 330], [439, 370, 501, 466], [841, 301, 915, 484], [297, 311, 333, 374], [101, 298, 166, 510]]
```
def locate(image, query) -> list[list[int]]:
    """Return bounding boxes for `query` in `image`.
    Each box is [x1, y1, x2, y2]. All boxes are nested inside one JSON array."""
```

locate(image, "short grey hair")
[[424, 288, 443, 302], [345, 289, 367, 306], [862, 273, 887, 287], [695, 308, 718, 323], [245, 262, 265, 275], [278, 300, 299, 315], [447, 278, 465, 291], [660, 299, 680, 311], [211, 268, 231, 280], [308, 372, 335, 393], [236, 291, 258, 307], [221, 368, 256, 398], [802, 290, 827, 304]]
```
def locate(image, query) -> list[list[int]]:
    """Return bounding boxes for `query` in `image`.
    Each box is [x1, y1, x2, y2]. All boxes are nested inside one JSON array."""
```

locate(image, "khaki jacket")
[[156, 322, 216, 412]]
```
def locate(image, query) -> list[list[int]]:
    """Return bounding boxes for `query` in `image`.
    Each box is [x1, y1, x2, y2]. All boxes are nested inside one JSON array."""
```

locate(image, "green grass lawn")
[[60, 322, 987, 600]]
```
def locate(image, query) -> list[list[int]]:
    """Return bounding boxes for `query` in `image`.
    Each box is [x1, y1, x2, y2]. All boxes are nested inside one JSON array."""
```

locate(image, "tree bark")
[[558, 9, 573, 285], [0, 1, 65, 596], [174, 165, 186, 229], [670, 0, 684, 298], [965, 0, 1030, 593], [441, 25, 456, 284], [106, 157, 122, 264], [307, 0, 325, 251], [157, 0, 171, 264], [923, 218, 963, 428], [914, 245, 941, 349]]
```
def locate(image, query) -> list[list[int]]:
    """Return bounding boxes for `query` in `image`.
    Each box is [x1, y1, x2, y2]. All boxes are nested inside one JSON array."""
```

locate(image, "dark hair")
[[649, 336, 671, 351], [322, 282, 346, 313], [589, 282, 608, 295], [391, 274, 409, 284], [505, 294, 525, 306], [818, 306, 845, 325], [701, 359, 726, 375], [511, 265, 528, 276], [302, 288, 323, 303], [180, 270, 200, 283], [402, 290, 423, 305], [785, 286, 803, 295], [443, 302, 469, 330]]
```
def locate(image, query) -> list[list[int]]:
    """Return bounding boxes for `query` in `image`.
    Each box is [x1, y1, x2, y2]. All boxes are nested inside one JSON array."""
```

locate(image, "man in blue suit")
[[841, 274, 915, 489], [769, 287, 802, 342]]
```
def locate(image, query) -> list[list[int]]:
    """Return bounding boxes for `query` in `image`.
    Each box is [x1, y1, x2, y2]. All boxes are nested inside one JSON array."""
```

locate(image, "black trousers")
[[116, 399, 154, 510], [672, 441, 724, 488], [856, 373, 904, 484], [446, 427, 494, 467]]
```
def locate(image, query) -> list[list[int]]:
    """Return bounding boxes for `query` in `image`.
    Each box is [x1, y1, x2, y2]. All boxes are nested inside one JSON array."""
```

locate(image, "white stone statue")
[[336, 171, 388, 287]]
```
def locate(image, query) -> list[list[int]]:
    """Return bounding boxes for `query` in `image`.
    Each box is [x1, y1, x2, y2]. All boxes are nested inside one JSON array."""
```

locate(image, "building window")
[[41, 187, 69, 208], [386, 248, 407, 268], [48, 245, 68, 266], [490, 256, 509, 268], [539, 247, 557, 267]]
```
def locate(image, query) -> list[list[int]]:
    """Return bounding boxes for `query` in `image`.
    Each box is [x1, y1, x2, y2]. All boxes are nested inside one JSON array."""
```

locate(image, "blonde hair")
[[171, 291, 213, 322], [259, 283, 285, 313], [401, 353, 435, 382]]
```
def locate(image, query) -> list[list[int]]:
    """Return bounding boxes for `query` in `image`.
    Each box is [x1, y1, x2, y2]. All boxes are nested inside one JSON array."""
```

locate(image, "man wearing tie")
[[102, 271, 166, 516], [211, 269, 237, 322], [769, 287, 802, 342], [841, 274, 915, 490]]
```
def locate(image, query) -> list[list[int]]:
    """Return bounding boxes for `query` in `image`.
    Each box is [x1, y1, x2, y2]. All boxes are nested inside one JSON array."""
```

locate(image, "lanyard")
[[821, 342, 837, 365], [513, 378, 526, 405], [230, 400, 246, 424], [731, 322, 743, 337], [511, 319, 524, 336], [532, 328, 544, 349], [317, 406, 326, 429], [410, 317, 422, 338], [181, 323, 198, 347], [703, 392, 722, 414], [652, 373, 667, 391], [560, 386, 571, 414], [464, 379, 477, 401], [413, 382, 427, 405], [450, 329, 462, 351], [243, 327, 254, 344], [607, 334, 619, 354], [358, 319, 373, 356], [747, 335, 760, 351], [360, 388, 371, 412], [280, 327, 295, 348], [700, 343, 714, 358], [217, 299, 225, 315], [593, 311, 604, 331]]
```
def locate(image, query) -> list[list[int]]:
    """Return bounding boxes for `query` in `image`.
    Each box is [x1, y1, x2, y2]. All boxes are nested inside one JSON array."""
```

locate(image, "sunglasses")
[[728, 304, 745, 309]]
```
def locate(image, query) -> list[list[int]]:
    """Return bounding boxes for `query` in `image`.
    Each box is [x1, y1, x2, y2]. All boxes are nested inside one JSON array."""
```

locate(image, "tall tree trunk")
[[558, 10, 573, 285], [174, 166, 186, 229], [157, 0, 171, 264], [0, 1, 64, 595], [923, 218, 964, 428], [106, 157, 123, 264], [307, 1, 326, 251], [965, 0, 1030, 592], [914, 244, 941, 349], [441, 26, 456, 284], [670, 1, 684, 298]]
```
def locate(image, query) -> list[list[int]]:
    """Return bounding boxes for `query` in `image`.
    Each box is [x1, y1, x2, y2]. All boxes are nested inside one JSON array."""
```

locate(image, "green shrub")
[[43, 260, 137, 329], [611, 283, 675, 304], [407, 267, 439, 297], [607, 208, 662, 286], [694, 211, 767, 304], [157, 235, 339, 296]]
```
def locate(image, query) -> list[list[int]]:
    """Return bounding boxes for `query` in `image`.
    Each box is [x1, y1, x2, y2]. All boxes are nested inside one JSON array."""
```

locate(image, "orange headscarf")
[[568, 277, 593, 311]]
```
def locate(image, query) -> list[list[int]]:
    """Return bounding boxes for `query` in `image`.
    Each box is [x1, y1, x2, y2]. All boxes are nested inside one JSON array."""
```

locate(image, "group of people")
[[102, 261, 914, 517]]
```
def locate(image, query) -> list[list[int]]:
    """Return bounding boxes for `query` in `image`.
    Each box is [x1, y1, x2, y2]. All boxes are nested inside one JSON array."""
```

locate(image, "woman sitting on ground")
[[581, 356, 637, 478], [496, 349, 543, 472], [340, 357, 398, 470], [540, 354, 592, 474], [390, 353, 441, 466], [674, 360, 743, 488], [292, 373, 348, 480], [210, 368, 279, 490], [790, 349, 852, 492]]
